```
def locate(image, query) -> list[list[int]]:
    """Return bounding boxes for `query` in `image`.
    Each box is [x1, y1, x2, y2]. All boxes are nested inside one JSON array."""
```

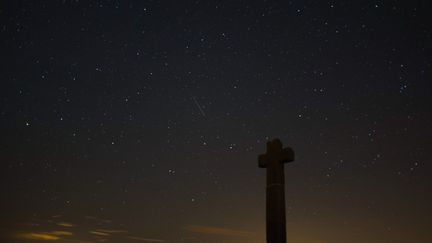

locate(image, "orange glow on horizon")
[[184, 225, 256, 237]]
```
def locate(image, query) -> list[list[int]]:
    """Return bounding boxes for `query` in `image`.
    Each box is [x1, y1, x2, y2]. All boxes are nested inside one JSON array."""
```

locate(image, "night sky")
[[1, 1, 431, 243]]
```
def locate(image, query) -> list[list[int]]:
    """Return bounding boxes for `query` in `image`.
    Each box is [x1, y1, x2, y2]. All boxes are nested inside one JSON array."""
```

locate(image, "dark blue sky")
[[1, 1, 431, 242]]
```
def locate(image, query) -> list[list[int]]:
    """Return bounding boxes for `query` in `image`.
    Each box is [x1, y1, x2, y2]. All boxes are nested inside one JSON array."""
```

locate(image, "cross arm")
[[258, 154, 268, 168], [279, 147, 295, 163], [258, 147, 294, 168], [258, 139, 295, 168]]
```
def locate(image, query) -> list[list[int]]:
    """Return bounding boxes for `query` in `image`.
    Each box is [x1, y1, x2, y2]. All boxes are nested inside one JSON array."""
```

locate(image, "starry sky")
[[1, 1, 431, 243]]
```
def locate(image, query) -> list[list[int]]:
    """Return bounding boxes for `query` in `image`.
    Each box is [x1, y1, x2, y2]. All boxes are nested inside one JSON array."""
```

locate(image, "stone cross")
[[258, 138, 295, 243]]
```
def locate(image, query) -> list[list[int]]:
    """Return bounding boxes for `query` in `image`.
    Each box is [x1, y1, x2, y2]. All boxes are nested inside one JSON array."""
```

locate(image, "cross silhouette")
[[258, 138, 295, 243]]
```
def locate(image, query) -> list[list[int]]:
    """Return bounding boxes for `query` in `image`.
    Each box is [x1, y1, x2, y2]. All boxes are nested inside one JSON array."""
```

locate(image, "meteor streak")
[[192, 96, 206, 117]]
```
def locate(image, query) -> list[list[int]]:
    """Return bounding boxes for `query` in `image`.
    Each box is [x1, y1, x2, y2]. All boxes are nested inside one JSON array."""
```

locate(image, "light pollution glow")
[[9, 216, 262, 242]]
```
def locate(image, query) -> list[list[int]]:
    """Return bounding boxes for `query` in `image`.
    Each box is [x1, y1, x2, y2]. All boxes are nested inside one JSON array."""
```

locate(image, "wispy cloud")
[[57, 222, 75, 227], [15, 231, 73, 241], [89, 230, 110, 236], [127, 236, 167, 242], [96, 228, 128, 234], [15, 233, 59, 241], [184, 225, 255, 237]]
